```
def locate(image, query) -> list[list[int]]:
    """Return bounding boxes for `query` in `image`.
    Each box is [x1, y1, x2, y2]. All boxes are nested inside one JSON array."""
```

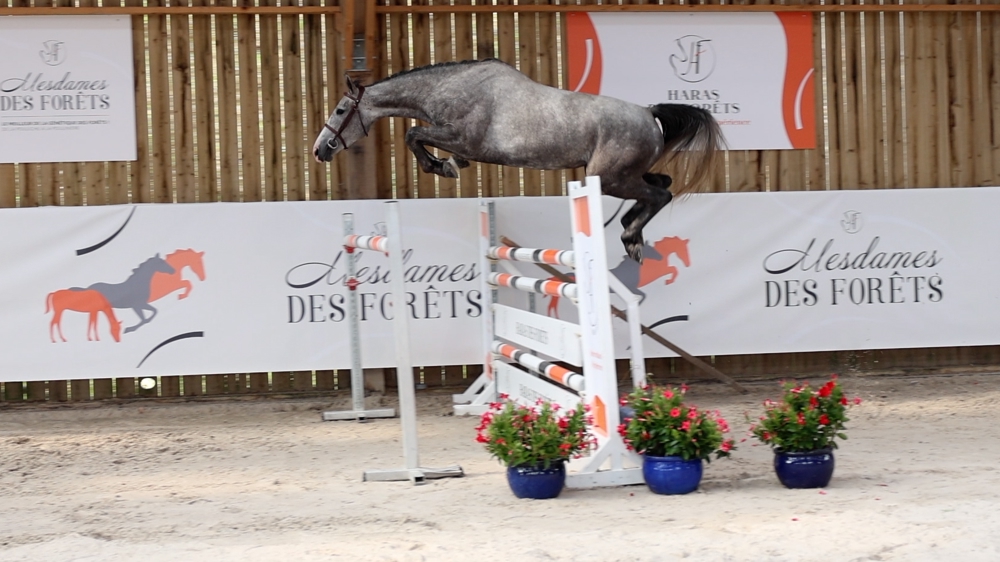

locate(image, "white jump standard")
[[322, 213, 395, 423], [456, 176, 648, 489], [323, 202, 463, 484]]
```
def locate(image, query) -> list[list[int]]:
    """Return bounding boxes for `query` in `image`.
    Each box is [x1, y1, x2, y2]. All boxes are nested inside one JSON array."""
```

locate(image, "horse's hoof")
[[626, 244, 643, 264], [124, 327, 136, 334], [442, 157, 461, 178]]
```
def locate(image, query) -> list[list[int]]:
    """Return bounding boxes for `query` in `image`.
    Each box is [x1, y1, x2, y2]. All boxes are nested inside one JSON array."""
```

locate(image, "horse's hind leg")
[[607, 173, 674, 263], [405, 126, 471, 179]]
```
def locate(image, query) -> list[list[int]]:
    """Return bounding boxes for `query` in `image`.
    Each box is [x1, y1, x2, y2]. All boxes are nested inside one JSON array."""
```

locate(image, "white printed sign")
[[0, 16, 137, 163], [0, 187, 998, 382], [566, 12, 816, 150]]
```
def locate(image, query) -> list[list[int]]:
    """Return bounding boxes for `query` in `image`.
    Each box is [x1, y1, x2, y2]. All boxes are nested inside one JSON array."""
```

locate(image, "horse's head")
[[313, 75, 370, 162], [168, 248, 207, 281], [108, 315, 122, 342], [650, 236, 691, 267]]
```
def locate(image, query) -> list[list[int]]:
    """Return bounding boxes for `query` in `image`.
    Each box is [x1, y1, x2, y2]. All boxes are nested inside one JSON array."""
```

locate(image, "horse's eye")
[[335, 108, 345, 115]]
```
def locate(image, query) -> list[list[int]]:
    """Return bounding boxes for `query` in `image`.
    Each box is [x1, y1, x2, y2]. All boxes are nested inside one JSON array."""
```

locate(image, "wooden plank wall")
[[1, 2, 999, 403]]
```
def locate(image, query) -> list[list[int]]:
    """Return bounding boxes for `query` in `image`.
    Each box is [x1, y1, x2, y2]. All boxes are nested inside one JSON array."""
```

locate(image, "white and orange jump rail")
[[454, 176, 648, 489], [323, 202, 463, 485]]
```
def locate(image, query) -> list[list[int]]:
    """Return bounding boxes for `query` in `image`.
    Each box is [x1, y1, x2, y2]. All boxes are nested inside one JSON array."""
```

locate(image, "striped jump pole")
[[487, 246, 575, 268], [486, 272, 578, 301], [491, 341, 585, 392]]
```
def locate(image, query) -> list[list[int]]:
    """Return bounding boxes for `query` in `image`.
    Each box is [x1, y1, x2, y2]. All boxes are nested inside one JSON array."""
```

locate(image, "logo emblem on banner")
[[669, 35, 715, 83], [841, 211, 864, 234], [39, 40, 67, 66], [46, 249, 206, 344]]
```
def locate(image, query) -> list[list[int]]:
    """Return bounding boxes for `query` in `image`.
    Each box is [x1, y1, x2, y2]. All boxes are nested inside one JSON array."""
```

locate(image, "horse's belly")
[[476, 137, 588, 170]]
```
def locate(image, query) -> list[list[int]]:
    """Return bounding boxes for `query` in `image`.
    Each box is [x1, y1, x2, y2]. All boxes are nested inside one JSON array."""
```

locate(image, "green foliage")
[[476, 397, 595, 468], [618, 384, 734, 462], [748, 376, 862, 453]]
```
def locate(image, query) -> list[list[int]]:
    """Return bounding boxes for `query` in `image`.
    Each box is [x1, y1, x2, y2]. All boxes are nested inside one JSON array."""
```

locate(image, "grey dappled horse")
[[313, 59, 723, 263]]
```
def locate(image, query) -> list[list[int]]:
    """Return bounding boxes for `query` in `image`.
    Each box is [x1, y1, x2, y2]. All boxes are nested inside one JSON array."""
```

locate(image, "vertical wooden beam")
[[342, 0, 385, 393]]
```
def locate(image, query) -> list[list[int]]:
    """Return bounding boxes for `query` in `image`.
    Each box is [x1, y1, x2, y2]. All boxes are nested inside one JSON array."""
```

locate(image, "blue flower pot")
[[506, 460, 566, 499], [774, 448, 835, 489], [642, 455, 703, 495]]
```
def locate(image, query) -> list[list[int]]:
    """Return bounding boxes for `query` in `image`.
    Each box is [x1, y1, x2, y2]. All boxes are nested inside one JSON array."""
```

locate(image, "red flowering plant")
[[475, 395, 595, 468], [618, 384, 735, 461], [748, 375, 863, 452]]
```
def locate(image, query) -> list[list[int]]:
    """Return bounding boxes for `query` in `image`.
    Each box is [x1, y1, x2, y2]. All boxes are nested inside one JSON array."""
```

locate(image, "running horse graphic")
[[544, 236, 691, 318], [148, 249, 207, 302], [85, 255, 175, 334], [46, 251, 207, 341]]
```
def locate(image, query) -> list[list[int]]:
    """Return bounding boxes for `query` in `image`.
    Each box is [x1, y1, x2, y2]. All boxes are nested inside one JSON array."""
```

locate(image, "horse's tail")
[[649, 104, 724, 196], [45, 291, 54, 314]]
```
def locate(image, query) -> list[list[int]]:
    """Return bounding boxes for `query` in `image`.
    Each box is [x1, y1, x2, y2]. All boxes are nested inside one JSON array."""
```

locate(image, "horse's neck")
[[365, 79, 436, 122]]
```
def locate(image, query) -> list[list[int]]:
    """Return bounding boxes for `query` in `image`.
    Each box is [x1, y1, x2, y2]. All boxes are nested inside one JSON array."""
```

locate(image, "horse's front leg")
[[404, 126, 470, 179], [179, 280, 192, 299], [124, 305, 157, 334]]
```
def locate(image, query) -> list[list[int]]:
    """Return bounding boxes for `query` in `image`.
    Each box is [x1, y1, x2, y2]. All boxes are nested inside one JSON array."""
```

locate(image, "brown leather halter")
[[323, 83, 368, 150]]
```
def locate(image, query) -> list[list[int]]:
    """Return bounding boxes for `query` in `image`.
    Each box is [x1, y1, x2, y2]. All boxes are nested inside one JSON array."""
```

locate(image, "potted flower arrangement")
[[476, 395, 595, 499], [748, 375, 862, 489], [618, 384, 735, 495]]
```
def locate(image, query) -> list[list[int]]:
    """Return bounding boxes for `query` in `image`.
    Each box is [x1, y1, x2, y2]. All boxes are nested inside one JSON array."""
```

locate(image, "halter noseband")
[[324, 83, 368, 150]]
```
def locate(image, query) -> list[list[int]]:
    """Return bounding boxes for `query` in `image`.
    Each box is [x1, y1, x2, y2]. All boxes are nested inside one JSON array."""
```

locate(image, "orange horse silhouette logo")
[[46, 249, 206, 342], [545, 236, 691, 318], [46, 289, 122, 342]]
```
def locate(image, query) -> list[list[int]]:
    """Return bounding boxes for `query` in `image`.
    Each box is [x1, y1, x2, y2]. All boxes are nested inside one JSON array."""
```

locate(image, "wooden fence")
[[1, 0, 999, 403]]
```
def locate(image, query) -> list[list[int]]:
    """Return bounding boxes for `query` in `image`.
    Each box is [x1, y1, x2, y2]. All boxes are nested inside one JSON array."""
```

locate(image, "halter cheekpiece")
[[324, 82, 369, 150]]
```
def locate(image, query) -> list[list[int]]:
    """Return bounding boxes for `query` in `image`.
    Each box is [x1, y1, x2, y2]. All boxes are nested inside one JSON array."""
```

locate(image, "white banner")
[[565, 13, 816, 150], [0, 187, 997, 382], [0, 200, 481, 382], [0, 16, 137, 163]]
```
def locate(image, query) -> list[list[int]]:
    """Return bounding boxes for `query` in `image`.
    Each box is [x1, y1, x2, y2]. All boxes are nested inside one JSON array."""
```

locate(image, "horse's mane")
[[166, 248, 197, 259], [373, 58, 508, 86], [134, 255, 165, 273]]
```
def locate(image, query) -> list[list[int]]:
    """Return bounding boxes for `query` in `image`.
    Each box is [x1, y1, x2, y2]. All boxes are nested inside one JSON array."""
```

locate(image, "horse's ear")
[[345, 74, 359, 95]]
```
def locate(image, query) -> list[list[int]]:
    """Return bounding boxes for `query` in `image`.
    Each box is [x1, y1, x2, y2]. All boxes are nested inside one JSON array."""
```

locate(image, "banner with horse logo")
[[2, 187, 1000, 382], [0, 200, 482, 382], [566, 12, 816, 150]]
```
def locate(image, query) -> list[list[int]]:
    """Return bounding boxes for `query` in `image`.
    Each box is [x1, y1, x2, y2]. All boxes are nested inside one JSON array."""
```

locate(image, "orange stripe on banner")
[[572, 196, 591, 237], [591, 395, 608, 437], [777, 12, 816, 149], [565, 13, 602, 94]]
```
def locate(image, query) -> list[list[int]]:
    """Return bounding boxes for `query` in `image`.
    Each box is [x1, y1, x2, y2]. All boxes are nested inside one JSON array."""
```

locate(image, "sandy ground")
[[1, 373, 999, 562]]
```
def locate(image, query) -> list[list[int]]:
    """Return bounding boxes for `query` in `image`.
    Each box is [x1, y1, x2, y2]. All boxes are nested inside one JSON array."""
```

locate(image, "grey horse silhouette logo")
[[82, 254, 176, 334]]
